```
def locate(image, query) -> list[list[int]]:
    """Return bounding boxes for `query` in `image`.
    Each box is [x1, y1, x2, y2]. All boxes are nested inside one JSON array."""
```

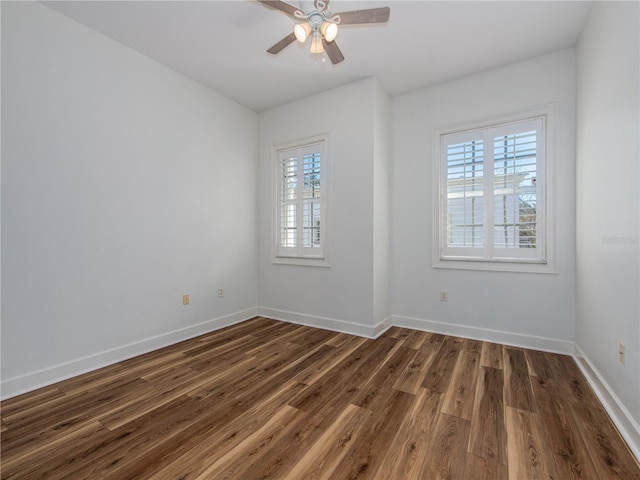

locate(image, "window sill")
[[433, 257, 556, 274], [272, 255, 331, 267]]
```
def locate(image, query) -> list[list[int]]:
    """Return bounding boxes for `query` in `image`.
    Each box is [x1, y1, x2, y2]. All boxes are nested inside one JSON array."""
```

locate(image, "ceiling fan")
[[258, 0, 390, 64]]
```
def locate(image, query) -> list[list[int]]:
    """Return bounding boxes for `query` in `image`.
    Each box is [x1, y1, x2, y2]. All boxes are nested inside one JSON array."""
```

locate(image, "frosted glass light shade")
[[320, 21, 338, 42], [294, 23, 311, 42], [310, 34, 324, 53]]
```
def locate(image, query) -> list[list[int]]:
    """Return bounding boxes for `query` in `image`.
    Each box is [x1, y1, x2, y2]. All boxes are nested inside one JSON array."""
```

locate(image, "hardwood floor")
[[2, 317, 639, 479]]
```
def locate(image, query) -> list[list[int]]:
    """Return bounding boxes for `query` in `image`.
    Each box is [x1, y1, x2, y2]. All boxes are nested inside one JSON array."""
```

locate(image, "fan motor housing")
[[308, 12, 324, 29]]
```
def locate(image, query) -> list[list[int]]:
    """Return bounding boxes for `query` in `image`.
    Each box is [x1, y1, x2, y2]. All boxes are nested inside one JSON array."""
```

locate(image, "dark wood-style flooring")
[[2, 317, 639, 479]]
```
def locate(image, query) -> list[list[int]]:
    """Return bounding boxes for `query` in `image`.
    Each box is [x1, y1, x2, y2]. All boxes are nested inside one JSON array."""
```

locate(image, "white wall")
[[373, 79, 391, 329], [390, 50, 577, 352], [1, 2, 259, 397], [258, 77, 389, 334], [575, 0, 639, 452]]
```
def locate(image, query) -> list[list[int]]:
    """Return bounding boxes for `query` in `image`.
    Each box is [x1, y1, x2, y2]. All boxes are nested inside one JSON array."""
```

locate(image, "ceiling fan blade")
[[267, 32, 297, 54], [322, 38, 344, 65], [334, 7, 390, 25], [258, 0, 303, 17]]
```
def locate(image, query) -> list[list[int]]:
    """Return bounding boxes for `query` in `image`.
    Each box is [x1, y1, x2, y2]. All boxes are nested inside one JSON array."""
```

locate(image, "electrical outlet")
[[440, 291, 448, 302], [218, 288, 224, 298], [182, 294, 190, 305], [618, 342, 625, 364]]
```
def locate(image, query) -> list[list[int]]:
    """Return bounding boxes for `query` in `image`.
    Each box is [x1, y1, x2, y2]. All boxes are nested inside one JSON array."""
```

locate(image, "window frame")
[[272, 134, 331, 267], [432, 106, 557, 274]]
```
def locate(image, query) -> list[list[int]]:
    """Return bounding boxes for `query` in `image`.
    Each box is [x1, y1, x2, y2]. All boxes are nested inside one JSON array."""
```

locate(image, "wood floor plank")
[[524, 348, 559, 382], [288, 380, 361, 437], [243, 325, 307, 357], [179, 317, 275, 352], [192, 405, 300, 480], [140, 364, 200, 384], [323, 331, 355, 348], [91, 396, 251, 480], [463, 338, 483, 354], [98, 368, 211, 431], [2, 319, 639, 480], [427, 332, 447, 344], [1, 376, 151, 454], [145, 379, 305, 480], [233, 399, 348, 479], [0, 386, 66, 421], [384, 326, 412, 340], [115, 347, 189, 371], [441, 349, 480, 420], [295, 336, 367, 385], [187, 341, 308, 403], [376, 388, 443, 478], [287, 326, 337, 351], [181, 332, 259, 361], [282, 403, 372, 480], [480, 341, 503, 369], [468, 366, 508, 465], [55, 351, 189, 397], [424, 413, 472, 480], [50, 395, 208, 480], [288, 338, 388, 414], [331, 389, 416, 479], [466, 453, 509, 480], [506, 406, 558, 479], [422, 336, 463, 393], [392, 339, 441, 395], [234, 343, 335, 406], [53, 363, 131, 395], [184, 339, 256, 374], [0, 420, 110, 480], [351, 337, 403, 389], [230, 321, 301, 350], [531, 376, 600, 479], [504, 347, 537, 412], [401, 329, 433, 350], [184, 355, 259, 401], [352, 345, 415, 413], [554, 355, 640, 479]]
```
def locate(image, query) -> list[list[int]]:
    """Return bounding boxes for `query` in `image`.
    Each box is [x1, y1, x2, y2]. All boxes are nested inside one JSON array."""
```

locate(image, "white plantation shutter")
[[279, 152, 298, 248], [441, 117, 545, 263], [276, 139, 326, 260], [445, 133, 485, 256], [302, 151, 321, 248], [491, 121, 541, 258]]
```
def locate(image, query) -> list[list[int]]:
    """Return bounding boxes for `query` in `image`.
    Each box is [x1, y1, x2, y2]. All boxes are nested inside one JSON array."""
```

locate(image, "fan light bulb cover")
[[294, 23, 311, 43], [310, 34, 324, 53], [320, 21, 338, 42]]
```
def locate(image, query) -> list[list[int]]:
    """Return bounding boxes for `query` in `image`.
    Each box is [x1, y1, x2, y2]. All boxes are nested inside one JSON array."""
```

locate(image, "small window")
[[434, 109, 555, 273], [273, 135, 330, 266]]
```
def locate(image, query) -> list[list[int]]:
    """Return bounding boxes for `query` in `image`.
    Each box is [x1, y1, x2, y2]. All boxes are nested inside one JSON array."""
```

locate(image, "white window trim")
[[272, 134, 332, 267], [432, 105, 557, 274]]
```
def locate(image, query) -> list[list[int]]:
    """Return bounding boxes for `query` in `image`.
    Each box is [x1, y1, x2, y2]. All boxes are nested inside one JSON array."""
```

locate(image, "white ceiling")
[[45, 0, 593, 112]]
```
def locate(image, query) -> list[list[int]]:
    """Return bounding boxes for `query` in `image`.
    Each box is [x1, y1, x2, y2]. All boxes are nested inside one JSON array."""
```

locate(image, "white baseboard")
[[257, 307, 381, 338], [391, 314, 575, 354], [2, 310, 570, 401], [573, 344, 640, 461], [5, 307, 638, 465], [0, 308, 259, 401], [374, 316, 393, 338]]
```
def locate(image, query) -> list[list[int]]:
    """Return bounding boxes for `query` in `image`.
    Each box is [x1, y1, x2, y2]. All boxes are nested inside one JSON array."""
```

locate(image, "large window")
[[434, 110, 555, 272], [273, 135, 330, 266]]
